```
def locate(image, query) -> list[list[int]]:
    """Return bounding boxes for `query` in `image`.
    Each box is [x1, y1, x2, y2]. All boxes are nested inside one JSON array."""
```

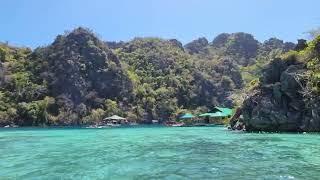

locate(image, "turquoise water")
[[0, 126, 320, 180]]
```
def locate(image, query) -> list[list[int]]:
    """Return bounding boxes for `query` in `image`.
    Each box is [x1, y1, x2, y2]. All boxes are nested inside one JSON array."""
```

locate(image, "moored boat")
[[164, 121, 185, 127]]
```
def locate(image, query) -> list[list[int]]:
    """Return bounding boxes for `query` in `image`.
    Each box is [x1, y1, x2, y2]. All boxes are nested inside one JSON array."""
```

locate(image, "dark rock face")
[[214, 58, 243, 89], [168, 39, 184, 51], [263, 38, 285, 49], [262, 38, 296, 52], [235, 57, 320, 132], [242, 87, 303, 132], [211, 33, 260, 66], [260, 58, 288, 84], [33, 27, 132, 108], [294, 39, 308, 51], [211, 33, 230, 47], [184, 37, 209, 54], [220, 33, 259, 59], [280, 65, 304, 98], [105, 41, 126, 49], [284, 42, 296, 52]]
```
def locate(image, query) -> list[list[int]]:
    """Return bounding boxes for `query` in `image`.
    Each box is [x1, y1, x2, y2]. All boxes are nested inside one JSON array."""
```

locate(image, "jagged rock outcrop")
[[105, 41, 126, 49], [0, 27, 297, 126], [231, 39, 320, 132], [168, 39, 184, 51], [295, 39, 308, 51], [261, 38, 296, 53], [211, 33, 259, 65], [32, 27, 132, 110], [206, 33, 294, 66], [184, 37, 209, 54]]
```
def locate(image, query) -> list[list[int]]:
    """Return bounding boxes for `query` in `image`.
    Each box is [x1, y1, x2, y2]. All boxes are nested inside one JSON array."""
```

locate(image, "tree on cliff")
[[232, 36, 320, 132], [0, 28, 295, 126]]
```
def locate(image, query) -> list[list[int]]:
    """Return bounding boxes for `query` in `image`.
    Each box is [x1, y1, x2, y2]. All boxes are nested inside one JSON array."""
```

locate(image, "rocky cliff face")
[[29, 27, 133, 124], [34, 28, 132, 102], [0, 27, 296, 126], [184, 37, 209, 55], [231, 37, 320, 132], [211, 33, 260, 66]]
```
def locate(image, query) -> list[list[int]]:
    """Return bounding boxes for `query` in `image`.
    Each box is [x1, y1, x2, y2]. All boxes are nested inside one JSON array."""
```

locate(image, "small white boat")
[[165, 121, 185, 127], [106, 123, 121, 127], [171, 123, 185, 127], [86, 125, 98, 128]]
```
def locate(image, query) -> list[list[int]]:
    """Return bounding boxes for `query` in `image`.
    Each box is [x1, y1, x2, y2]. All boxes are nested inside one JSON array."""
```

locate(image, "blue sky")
[[1, 0, 319, 48]]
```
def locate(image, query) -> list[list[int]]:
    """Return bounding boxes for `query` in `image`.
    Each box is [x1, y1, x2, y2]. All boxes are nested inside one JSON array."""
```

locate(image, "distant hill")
[[0, 27, 294, 126]]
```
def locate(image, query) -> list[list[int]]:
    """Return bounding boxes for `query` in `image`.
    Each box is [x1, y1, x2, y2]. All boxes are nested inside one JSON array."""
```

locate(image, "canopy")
[[104, 115, 126, 120], [199, 113, 212, 117], [199, 107, 233, 118], [215, 107, 233, 116], [180, 113, 195, 119], [209, 111, 229, 117]]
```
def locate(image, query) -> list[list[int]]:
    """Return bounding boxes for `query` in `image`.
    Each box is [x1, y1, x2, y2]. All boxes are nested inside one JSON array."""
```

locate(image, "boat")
[[97, 126, 108, 128], [86, 125, 97, 128], [106, 123, 121, 127], [171, 123, 185, 127], [3, 124, 19, 128], [86, 125, 111, 129]]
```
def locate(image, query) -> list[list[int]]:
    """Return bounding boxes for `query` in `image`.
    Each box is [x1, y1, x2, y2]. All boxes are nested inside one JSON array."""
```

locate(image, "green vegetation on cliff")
[[0, 28, 294, 126], [231, 35, 320, 132]]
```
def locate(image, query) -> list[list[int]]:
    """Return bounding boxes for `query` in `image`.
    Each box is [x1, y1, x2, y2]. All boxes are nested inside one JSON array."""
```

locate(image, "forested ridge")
[[0, 27, 294, 126]]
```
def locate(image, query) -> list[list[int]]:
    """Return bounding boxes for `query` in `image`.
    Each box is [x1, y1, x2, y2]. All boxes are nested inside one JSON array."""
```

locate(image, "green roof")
[[199, 107, 233, 118], [180, 113, 195, 119], [209, 111, 228, 117], [198, 113, 212, 117], [215, 107, 233, 116]]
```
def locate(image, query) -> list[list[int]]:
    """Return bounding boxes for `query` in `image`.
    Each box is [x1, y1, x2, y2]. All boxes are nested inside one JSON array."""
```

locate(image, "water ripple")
[[0, 127, 319, 179]]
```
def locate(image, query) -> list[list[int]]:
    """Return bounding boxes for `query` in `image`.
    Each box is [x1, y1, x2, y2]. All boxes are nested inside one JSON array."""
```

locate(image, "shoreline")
[[0, 124, 228, 129], [1, 125, 319, 134]]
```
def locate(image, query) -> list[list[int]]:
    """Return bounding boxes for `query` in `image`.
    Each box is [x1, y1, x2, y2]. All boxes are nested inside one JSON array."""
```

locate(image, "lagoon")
[[0, 126, 320, 179]]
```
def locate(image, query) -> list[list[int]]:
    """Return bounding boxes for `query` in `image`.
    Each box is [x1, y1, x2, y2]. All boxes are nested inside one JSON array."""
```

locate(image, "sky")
[[1, 0, 320, 48]]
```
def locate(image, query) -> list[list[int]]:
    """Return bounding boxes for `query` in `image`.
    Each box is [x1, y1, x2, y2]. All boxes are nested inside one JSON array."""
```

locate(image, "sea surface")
[[0, 126, 319, 180]]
